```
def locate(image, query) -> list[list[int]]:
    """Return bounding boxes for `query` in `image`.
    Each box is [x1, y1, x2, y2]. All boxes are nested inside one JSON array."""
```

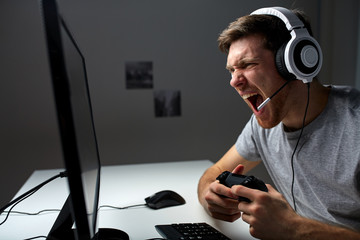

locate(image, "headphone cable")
[[290, 82, 310, 212]]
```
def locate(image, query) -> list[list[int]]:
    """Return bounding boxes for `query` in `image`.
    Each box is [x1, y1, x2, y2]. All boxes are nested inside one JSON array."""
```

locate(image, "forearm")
[[197, 165, 223, 205], [292, 216, 360, 240]]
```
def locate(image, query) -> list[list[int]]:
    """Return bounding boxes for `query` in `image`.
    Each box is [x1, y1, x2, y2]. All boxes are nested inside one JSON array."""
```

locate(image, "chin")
[[255, 116, 280, 129]]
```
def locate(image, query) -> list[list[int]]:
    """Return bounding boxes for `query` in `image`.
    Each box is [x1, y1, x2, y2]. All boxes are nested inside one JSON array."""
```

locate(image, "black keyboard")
[[155, 222, 231, 240]]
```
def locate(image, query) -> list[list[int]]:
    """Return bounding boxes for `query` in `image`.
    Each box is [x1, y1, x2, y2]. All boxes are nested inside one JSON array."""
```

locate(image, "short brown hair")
[[218, 9, 313, 54]]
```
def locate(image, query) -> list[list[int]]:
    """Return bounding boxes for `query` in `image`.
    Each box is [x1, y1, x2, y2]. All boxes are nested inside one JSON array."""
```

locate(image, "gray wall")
[[0, 0, 359, 208]]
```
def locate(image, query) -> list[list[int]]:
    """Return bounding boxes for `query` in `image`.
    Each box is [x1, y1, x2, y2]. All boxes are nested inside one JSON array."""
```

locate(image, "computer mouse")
[[145, 190, 186, 209]]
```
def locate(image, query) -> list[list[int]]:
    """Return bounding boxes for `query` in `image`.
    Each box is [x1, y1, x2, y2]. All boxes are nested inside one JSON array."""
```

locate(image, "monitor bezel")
[[41, 0, 101, 239]]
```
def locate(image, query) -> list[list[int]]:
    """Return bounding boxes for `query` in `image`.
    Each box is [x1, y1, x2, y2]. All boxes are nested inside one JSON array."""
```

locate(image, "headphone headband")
[[251, 7, 304, 31], [250, 7, 322, 83]]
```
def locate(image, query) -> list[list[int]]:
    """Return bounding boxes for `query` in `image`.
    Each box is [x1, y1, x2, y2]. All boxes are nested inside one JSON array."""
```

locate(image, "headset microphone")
[[257, 80, 290, 111]]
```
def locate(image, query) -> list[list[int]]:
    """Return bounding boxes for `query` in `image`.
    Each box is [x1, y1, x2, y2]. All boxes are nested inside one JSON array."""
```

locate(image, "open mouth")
[[242, 93, 263, 111]]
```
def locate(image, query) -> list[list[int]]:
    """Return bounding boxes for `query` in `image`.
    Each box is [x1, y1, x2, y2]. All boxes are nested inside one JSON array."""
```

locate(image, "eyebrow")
[[226, 57, 259, 70]]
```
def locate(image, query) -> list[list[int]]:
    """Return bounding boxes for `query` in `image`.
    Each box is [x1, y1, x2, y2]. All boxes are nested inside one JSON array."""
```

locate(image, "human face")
[[226, 34, 290, 128]]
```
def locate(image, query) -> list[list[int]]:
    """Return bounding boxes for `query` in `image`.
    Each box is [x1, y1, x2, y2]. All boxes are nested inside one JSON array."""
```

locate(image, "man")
[[197, 7, 360, 240]]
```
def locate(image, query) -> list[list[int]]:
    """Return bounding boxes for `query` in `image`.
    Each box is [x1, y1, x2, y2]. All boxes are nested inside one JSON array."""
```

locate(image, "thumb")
[[232, 164, 244, 175]]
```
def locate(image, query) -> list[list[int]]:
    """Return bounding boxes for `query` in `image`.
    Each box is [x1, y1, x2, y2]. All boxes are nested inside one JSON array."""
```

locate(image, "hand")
[[202, 165, 245, 222], [231, 184, 299, 239]]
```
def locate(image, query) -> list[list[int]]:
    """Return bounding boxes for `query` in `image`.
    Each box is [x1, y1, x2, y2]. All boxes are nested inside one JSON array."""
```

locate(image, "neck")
[[282, 81, 330, 132]]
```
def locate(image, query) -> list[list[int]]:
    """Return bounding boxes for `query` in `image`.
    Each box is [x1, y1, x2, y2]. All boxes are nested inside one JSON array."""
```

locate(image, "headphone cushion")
[[275, 44, 296, 81]]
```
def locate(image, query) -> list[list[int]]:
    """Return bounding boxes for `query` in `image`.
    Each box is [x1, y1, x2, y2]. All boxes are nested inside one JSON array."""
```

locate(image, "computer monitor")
[[41, 0, 128, 239]]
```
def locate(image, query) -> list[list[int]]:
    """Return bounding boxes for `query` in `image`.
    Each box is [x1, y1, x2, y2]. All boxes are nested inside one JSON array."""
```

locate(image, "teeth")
[[241, 93, 257, 100]]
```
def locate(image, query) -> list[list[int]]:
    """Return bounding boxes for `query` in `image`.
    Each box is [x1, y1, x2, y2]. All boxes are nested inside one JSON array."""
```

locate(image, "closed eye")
[[242, 62, 257, 69], [226, 66, 235, 74]]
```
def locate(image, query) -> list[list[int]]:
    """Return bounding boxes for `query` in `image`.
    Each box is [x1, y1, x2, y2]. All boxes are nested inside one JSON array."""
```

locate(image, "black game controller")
[[216, 171, 268, 202]]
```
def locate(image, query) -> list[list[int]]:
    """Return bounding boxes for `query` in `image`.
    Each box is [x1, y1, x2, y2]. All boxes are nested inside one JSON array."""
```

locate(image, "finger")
[[206, 188, 239, 208], [231, 185, 256, 202], [266, 184, 276, 193], [210, 181, 237, 199], [265, 184, 283, 199], [241, 212, 262, 239], [232, 164, 245, 175], [205, 193, 242, 222], [208, 207, 241, 223], [241, 211, 252, 225], [207, 198, 241, 214]]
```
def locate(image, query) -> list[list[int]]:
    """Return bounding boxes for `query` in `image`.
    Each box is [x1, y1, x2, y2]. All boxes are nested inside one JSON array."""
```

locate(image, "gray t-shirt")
[[235, 85, 360, 230]]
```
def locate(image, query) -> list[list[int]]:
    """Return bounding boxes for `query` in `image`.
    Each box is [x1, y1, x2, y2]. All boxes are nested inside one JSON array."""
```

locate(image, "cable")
[[290, 82, 310, 212], [2, 203, 146, 218], [0, 189, 40, 225], [98, 203, 146, 211], [23, 236, 47, 240], [0, 172, 146, 239], [3, 209, 61, 216], [24, 235, 59, 240], [3, 203, 145, 216], [0, 171, 67, 226]]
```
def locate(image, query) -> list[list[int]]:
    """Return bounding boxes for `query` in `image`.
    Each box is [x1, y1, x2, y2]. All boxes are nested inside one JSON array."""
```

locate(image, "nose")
[[229, 69, 246, 88]]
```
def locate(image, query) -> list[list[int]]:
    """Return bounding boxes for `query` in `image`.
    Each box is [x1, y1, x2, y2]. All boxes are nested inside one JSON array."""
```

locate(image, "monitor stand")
[[47, 195, 129, 240], [93, 228, 129, 240], [47, 195, 75, 240]]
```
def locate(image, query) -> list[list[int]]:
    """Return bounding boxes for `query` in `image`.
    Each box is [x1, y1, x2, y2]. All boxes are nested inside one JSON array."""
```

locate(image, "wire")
[[0, 171, 145, 239], [3, 209, 61, 216], [24, 236, 59, 240], [23, 236, 47, 240], [2, 203, 146, 218], [0, 189, 40, 225], [0, 171, 67, 226], [290, 82, 310, 212], [4, 202, 146, 239], [98, 203, 146, 211]]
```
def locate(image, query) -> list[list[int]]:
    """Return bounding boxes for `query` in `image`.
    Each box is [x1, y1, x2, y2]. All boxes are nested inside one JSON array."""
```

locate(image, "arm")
[[293, 217, 360, 240], [197, 144, 260, 222], [232, 184, 360, 240]]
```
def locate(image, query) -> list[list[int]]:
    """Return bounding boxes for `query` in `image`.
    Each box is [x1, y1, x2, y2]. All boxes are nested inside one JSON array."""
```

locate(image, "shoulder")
[[320, 85, 360, 132], [330, 85, 360, 110]]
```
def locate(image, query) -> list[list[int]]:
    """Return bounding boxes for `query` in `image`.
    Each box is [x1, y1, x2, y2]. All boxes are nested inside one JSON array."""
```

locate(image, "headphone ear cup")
[[275, 44, 296, 81]]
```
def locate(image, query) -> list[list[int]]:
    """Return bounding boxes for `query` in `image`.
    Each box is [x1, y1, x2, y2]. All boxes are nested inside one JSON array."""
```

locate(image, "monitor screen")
[[41, 0, 100, 238]]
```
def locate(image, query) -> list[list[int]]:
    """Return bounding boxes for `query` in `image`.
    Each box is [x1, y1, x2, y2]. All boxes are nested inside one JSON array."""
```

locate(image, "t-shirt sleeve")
[[235, 115, 261, 162]]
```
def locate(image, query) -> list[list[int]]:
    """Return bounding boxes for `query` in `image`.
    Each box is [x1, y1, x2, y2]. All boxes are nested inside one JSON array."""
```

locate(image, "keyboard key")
[[155, 222, 231, 240]]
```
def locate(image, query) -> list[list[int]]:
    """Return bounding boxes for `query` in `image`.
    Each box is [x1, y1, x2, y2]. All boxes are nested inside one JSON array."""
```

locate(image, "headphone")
[[250, 7, 322, 83]]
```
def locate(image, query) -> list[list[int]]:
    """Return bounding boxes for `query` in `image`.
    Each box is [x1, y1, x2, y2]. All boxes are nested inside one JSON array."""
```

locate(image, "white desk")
[[0, 160, 256, 240]]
